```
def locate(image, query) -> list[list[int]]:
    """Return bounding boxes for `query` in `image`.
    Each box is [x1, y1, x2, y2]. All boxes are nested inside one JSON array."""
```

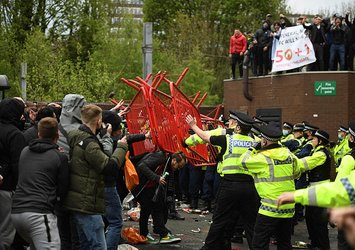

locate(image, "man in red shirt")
[[229, 29, 247, 79]]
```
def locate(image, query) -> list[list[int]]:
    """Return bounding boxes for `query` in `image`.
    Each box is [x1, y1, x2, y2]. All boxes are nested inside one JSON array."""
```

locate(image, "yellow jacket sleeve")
[[185, 134, 206, 146], [299, 150, 326, 173], [335, 155, 355, 181], [184, 128, 225, 146], [294, 171, 355, 207], [291, 153, 302, 179]]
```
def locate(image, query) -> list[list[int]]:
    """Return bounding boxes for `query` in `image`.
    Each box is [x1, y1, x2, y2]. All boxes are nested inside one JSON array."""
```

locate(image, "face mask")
[[338, 134, 343, 140], [282, 129, 289, 136], [303, 132, 308, 139]]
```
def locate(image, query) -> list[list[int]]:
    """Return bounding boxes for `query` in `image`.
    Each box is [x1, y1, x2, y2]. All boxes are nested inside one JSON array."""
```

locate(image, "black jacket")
[[0, 98, 26, 191], [303, 23, 327, 44], [131, 151, 167, 198], [308, 147, 331, 182], [345, 14, 355, 44], [12, 138, 69, 214], [329, 24, 347, 45], [254, 27, 272, 48], [23, 124, 39, 145]]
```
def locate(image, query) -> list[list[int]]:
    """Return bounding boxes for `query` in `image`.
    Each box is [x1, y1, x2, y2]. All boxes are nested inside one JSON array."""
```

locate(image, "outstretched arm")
[[185, 115, 210, 143]]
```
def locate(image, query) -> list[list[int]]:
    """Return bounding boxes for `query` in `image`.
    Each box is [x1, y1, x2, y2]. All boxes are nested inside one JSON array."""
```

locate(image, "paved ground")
[[121, 209, 338, 250]]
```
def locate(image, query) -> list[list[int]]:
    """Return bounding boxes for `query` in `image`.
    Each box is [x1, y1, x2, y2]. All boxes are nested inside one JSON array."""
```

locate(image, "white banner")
[[271, 26, 316, 72]]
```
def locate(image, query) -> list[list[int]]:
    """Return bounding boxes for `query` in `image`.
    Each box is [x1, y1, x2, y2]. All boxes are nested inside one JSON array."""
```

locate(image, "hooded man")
[[55, 94, 86, 250], [0, 97, 26, 249], [57, 94, 86, 156]]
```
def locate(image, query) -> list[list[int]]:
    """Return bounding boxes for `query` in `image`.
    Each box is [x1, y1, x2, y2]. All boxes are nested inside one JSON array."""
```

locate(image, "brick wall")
[[224, 72, 355, 142]]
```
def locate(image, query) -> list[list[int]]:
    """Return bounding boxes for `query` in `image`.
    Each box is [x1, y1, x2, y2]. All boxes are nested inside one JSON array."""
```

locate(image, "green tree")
[[144, 0, 288, 101]]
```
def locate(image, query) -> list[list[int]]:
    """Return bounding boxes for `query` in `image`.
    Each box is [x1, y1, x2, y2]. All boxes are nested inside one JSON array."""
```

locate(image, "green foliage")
[[0, 0, 286, 106]]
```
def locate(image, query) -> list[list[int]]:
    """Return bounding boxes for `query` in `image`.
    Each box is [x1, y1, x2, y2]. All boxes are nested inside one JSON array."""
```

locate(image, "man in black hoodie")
[[11, 117, 69, 249], [254, 20, 272, 76], [0, 97, 26, 249]]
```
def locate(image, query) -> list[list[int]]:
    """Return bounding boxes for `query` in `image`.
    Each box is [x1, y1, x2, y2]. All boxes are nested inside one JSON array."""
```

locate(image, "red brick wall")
[[224, 72, 355, 142]]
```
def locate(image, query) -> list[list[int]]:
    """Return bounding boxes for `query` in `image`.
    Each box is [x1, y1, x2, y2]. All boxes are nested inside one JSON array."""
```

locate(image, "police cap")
[[338, 126, 349, 133], [251, 124, 261, 136], [349, 121, 355, 137], [303, 122, 319, 131], [229, 111, 254, 126], [253, 116, 268, 125], [260, 124, 283, 142], [314, 130, 329, 143], [283, 122, 293, 130], [293, 123, 305, 132]]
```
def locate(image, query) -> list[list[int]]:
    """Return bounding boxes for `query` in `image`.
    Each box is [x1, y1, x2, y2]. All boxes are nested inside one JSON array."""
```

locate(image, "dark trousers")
[[309, 43, 325, 71], [213, 171, 221, 198], [305, 206, 330, 250], [135, 188, 169, 237], [252, 214, 293, 250], [179, 163, 202, 200], [204, 178, 258, 250], [329, 44, 346, 70], [231, 53, 244, 79], [55, 207, 80, 250], [201, 166, 216, 201], [256, 47, 270, 76], [293, 174, 308, 223]]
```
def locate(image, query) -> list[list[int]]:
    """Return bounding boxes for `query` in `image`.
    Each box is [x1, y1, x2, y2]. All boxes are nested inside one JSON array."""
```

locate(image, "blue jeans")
[[72, 213, 107, 250], [104, 187, 123, 250], [329, 44, 345, 70]]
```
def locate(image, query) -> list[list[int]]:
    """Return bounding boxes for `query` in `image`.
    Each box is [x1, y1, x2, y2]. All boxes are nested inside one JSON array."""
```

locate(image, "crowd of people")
[[1, 93, 355, 250], [185, 112, 355, 250], [229, 12, 355, 79]]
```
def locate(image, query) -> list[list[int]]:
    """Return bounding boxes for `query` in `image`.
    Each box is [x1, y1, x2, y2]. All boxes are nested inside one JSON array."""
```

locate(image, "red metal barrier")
[[121, 68, 222, 166], [125, 88, 157, 155]]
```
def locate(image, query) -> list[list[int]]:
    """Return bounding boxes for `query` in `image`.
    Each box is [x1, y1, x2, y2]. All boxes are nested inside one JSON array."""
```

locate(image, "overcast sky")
[[286, 0, 353, 14]]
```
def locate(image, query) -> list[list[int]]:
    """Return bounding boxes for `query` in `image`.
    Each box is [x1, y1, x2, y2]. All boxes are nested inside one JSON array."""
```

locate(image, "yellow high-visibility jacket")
[[332, 138, 351, 167], [241, 145, 302, 218], [294, 159, 355, 207]]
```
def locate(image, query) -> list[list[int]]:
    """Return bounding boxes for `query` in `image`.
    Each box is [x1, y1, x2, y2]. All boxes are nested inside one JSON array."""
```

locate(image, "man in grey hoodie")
[[55, 94, 86, 250]]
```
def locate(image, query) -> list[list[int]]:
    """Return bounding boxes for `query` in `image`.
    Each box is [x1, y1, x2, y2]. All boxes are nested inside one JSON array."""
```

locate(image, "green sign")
[[314, 81, 336, 96]]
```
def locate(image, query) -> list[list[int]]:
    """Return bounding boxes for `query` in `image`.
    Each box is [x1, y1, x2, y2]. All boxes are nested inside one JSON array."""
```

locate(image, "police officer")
[[332, 126, 351, 168], [186, 111, 258, 250], [184, 115, 231, 211], [282, 123, 305, 153], [281, 122, 294, 143], [278, 122, 355, 207], [294, 123, 319, 222], [297, 122, 319, 158], [298, 130, 332, 250], [335, 123, 355, 181], [240, 124, 302, 250], [278, 121, 355, 250]]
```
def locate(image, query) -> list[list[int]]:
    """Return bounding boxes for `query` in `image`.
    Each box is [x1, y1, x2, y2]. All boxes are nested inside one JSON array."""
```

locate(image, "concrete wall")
[[224, 71, 355, 142]]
